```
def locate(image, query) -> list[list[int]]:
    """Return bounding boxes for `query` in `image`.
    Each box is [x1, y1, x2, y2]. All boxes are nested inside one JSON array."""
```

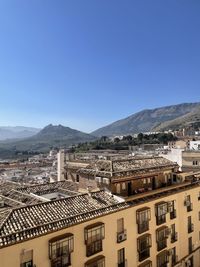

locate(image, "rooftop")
[[78, 156, 177, 178], [0, 179, 199, 249]]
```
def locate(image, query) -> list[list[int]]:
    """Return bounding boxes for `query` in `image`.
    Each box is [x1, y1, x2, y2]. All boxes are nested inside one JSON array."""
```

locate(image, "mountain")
[[153, 106, 200, 131], [0, 124, 96, 156], [92, 102, 200, 137], [0, 126, 40, 140]]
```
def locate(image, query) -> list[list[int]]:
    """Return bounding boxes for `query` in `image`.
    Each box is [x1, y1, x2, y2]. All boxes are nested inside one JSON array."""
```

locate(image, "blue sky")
[[0, 0, 200, 132]]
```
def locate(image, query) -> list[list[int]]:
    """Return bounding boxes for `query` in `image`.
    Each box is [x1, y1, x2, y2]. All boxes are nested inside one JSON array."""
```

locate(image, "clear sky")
[[0, 0, 200, 133]]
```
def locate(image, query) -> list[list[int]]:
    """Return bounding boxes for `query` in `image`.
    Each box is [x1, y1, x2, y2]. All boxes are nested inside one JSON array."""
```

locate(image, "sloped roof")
[[78, 156, 177, 178], [0, 191, 128, 248], [16, 180, 79, 195]]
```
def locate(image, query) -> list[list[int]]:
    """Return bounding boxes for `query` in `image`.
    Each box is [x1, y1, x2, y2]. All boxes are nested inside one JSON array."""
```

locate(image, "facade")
[[75, 156, 179, 197], [168, 140, 190, 150], [182, 151, 200, 172], [1, 180, 200, 267]]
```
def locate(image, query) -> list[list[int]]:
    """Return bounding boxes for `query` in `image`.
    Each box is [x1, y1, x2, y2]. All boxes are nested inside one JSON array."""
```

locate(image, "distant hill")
[[153, 106, 200, 131], [0, 124, 96, 157], [91, 102, 200, 137], [0, 126, 40, 141]]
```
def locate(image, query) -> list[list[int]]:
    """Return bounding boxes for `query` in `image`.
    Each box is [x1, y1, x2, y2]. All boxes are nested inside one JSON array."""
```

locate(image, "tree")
[[137, 133, 144, 142], [114, 137, 120, 143]]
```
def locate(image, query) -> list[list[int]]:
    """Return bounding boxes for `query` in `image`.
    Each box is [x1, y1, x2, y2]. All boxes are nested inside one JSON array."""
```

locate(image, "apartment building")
[[1, 178, 200, 267], [62, 154, 180, 197]]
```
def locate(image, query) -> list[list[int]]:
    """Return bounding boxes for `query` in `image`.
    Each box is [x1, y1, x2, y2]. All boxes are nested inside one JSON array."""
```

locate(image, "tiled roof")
[[0, 180, 26, 196], [0, 181, 199, 248], [5, 190, 43, 205], [0, 191, 128, 248], [112, 157, 176, 172], [78, 156, 177, 178], [16, 181, 79, 195]]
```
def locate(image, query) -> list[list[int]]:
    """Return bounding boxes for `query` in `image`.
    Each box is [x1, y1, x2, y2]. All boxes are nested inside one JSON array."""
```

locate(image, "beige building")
[[182, 151, 200, 172], [1, 175, 200, 267], [65, 155, 179, 197], [168, 140, 190, 150]]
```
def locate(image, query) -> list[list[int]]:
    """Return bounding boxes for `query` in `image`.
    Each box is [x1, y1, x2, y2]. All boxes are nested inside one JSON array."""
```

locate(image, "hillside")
[[153, 106, 200, 131], [0, 124, 96, 158], [0, 126, 40, 140], [92, 102, 200, 137]]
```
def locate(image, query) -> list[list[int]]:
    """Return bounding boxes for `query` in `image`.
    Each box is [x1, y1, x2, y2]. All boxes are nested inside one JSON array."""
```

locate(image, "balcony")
[[117, 230, 127, 243], [188, 224, 194, 234], [138, 221, 149, 234], [84, 222, 104, 257], [170, 210, 177, 220], [171, 232, 178, 243]]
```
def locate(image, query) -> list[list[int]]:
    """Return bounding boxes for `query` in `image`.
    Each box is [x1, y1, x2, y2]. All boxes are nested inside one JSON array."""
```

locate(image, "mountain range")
[[0, 102, 200, 158], [0, 126, 40, 141], [91, 102, 200, 136], [0, 124, 96, 156]]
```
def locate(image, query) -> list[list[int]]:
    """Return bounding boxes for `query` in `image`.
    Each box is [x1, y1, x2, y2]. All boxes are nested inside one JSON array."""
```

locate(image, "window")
[[137, 234, 152, 262], [188, 216, 194, 233], [122, 183, 126, 190], [49, 233, 74, 267], [157, 250, 169, 267], [85, 255, 105, 267], [193, 161, 198, 166], [168, 201, 176, 220], [76, 174, 79, 182], [187, 256, 194, 267], [118, 248, 125, 267], [171, 247, 177, 267], [156, 227, 169, 251], [155, 202, 168, 225], [116, 184, 121, 194], [117, 218, 126, 243], [171, 224, 177, 243], [20, 250, 33, 267], [136, 207, 151, 234], [85, 222, 105, 257], [184, 195, 193, 212], [188, 237, 193, 254]]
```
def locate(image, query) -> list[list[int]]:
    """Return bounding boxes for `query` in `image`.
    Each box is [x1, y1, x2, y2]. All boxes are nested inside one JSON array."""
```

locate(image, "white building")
[[190, 140, 200, 151]]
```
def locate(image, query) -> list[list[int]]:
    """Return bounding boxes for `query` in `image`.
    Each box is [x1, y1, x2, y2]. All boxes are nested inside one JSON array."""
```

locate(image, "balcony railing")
[[117, 230, 127, 243], [188, 224, 194, 233], [138, 221, 149, 234]]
